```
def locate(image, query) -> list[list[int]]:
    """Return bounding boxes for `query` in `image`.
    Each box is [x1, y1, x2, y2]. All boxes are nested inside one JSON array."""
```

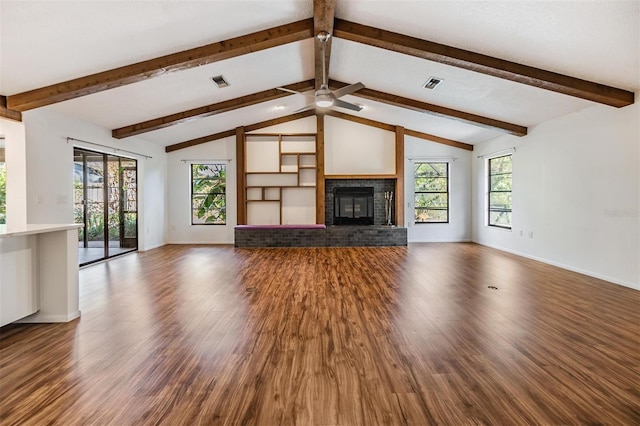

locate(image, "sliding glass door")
[[73, 148, 138, 265]]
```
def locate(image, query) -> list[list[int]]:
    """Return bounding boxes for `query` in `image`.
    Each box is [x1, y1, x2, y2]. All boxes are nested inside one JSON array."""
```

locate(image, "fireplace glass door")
[[334, 187, 374, 225]]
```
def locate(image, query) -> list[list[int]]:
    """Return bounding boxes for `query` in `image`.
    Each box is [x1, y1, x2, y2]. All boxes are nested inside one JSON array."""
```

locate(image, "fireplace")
[[333, 187, 374, 225], [325, 179, 396, 226]]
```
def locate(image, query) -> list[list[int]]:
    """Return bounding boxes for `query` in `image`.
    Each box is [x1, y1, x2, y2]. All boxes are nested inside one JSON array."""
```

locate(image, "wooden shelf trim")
[[246, 185, 306, 189], [280, 151, 316, 155], [246, 171, 299, 175]]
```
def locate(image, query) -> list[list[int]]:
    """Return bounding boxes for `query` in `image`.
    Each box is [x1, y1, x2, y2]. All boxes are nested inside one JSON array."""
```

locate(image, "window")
[[191, 164, 226, 225], [73, 148, 138, 266], [488, 155, 512, 228], [414, 162, 448, 223]]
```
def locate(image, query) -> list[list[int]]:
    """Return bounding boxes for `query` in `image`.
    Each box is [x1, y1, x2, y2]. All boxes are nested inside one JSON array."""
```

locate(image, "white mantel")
[[0, 223, 81, 326]]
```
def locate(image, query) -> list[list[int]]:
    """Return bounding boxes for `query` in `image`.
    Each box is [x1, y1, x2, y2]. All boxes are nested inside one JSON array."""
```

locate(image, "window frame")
[[413, 161, 449, 224], [487, 154, 512, 229], [190, 163, 227, 226]]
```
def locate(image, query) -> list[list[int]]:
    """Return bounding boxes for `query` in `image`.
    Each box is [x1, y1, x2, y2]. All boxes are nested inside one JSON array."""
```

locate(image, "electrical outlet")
[[519, 230, 523, 237], [58, 195, 67, 204], [529, 230, 533, 239]]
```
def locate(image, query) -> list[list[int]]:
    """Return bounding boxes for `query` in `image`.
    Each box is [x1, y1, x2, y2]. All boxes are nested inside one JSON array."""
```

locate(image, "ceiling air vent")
[[211, 75, 230, 88], [423, 77, 443, 90]]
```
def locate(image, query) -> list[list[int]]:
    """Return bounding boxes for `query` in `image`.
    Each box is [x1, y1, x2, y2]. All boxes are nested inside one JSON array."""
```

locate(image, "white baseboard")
[[17, 310, 81, 323], [472, 240, 639, 291], [408, 238, 472, 243], [138, 242, 166, 252]]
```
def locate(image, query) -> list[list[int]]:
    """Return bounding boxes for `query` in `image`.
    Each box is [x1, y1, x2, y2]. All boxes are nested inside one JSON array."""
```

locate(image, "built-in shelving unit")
[[244, 133, 317, 225]]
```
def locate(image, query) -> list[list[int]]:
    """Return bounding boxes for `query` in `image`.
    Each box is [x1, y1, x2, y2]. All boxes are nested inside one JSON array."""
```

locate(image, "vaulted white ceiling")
[[1, 0, 638, 149]]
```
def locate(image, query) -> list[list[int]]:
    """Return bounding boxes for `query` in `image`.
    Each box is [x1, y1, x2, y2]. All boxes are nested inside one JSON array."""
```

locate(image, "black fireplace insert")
[[333, 187, 374, 225]]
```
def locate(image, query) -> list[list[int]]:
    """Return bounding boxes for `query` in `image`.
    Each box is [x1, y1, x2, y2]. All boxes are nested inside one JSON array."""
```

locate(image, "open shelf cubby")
[[244, 133, 317, 225]]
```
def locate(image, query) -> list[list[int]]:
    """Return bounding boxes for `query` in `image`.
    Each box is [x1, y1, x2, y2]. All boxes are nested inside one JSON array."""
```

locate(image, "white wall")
[[256, 116, 316, 134], [472, 96, 640, 289], [21, 109, 167, 251], [405, 136, 472, 242], [325, 116, 395, 175]]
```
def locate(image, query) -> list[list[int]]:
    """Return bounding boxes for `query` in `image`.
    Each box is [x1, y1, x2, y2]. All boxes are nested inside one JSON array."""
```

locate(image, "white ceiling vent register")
[[211, 75, 230, 88], [423, 77, 443, 90]]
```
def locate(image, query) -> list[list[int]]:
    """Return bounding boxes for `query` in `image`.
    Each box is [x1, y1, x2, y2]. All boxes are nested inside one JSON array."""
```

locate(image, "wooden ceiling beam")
[[325, 110, 395, 132], [313, 0, 337, 89], [333, 19, 634, 108], [325, 110, 473, 151], [164, 130, 237, 153], [166, 108, 472, 152], [329, 80, 527, 136], [7, 19, 314, 112], [0, 96, 22, 122], [113, 80, 315, 139], [165, 110, 316, 152], [245, 110, 316, 133], [404, 129, 473, 151]]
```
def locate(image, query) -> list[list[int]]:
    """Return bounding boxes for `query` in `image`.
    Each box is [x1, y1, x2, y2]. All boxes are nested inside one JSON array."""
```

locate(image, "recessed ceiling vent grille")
[[211, 75, 230, 88], [423, 77, 443, 90]]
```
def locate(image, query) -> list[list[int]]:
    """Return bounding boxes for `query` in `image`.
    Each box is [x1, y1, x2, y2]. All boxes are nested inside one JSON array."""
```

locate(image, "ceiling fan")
[[277, 32, 365, 112]]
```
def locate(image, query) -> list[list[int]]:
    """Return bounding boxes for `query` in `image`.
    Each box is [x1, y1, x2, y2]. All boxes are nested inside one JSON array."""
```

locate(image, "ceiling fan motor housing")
[[315, 86, 334, 107]]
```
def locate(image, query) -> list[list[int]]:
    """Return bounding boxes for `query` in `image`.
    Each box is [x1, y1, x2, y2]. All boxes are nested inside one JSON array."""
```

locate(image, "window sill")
[[487, 225, 512, 232]]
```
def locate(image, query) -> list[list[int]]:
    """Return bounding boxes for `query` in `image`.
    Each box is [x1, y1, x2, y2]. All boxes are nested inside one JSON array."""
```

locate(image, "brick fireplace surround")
[[234, 178, 407, 248]]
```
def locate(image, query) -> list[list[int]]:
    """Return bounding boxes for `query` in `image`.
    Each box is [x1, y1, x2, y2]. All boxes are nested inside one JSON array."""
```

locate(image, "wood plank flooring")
[[1, 243, 639, 425]]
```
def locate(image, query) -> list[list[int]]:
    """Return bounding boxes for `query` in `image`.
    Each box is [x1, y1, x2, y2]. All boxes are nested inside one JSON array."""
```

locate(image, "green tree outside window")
[[488, 155, 512, 228], [191, 164, 226, 225], [414, 162, 449, 223]]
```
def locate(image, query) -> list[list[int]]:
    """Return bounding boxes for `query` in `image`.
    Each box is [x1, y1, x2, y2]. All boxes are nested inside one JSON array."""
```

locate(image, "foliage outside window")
[[0, 160, 5, 225], [488, 154, 512, 229], [73, 153, 137, 243], [414, 162, 449, 223], [192, 164, 226, 225]]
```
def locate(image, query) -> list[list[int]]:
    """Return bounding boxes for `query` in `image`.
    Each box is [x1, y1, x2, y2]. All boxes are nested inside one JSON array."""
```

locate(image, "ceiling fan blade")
[[332, 82, 365, 99], [334, 99, 363, 112], [276, 87, 303, 95], [276, 87, 315, 100], [294, 102, 318, 113]]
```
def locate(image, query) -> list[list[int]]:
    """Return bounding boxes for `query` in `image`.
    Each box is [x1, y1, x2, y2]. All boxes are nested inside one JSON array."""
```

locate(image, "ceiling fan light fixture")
[[315, 98, 334, 108]]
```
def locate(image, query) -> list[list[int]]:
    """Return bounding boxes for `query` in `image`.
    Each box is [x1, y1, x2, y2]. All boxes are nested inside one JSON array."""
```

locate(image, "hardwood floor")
[[1, 243, 638, 425]]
